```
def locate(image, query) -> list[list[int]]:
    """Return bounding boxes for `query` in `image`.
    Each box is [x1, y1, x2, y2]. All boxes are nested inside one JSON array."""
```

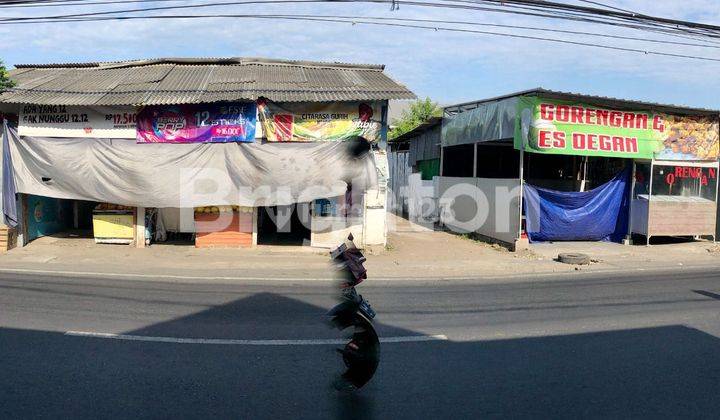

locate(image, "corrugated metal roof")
[[444, 88, 719, 116], [0, 57, 416, 105]]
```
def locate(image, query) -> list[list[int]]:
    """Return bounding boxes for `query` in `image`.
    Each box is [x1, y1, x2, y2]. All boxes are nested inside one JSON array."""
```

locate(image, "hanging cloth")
[[2, 120, 18, 227], [524, 166, 631, 243]]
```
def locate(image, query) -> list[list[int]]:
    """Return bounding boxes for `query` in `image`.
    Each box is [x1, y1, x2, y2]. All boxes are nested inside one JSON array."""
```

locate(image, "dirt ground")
[[0, 214, 719, 281]]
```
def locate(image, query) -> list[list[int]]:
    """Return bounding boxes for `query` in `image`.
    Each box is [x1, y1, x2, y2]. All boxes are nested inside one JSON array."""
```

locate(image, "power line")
[[437, 0, 720, 39], [464, 0, 720, 33], [3, 0, 717, 38], [0, 0, 189, 8], [2, 0, 717, 41], [576, 0, 637, 14], [2, 0, 719, 52], [4, 12, 720, 63], [9, 11, 715, 50]]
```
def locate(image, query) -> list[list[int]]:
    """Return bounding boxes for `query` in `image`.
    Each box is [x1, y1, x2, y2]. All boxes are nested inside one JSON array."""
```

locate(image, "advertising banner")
[[137, 103, 256, 143], [257, 99, 382, 142], [515, 96, 720, 161], [19, 105, 137, 138]]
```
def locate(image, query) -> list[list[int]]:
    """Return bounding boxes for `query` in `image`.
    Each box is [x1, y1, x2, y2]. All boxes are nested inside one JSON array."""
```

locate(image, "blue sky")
[[1, 0, 719, 109]]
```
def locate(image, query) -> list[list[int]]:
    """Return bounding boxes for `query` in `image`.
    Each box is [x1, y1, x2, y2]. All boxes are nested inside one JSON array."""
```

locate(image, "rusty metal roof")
[[0, 57, 416, 105], [390, 116, 442, 143], [444, 88, 719, 116]]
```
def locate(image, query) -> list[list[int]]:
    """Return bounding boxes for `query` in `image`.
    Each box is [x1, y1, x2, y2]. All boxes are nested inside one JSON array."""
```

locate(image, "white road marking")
[[64, 331, 448, 345], [1, 264, 711, 283], [0, 267, 338, 282]]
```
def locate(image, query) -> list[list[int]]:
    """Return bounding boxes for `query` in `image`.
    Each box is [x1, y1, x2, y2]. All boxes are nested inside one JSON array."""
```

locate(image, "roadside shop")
[[0, 58, 414, 250], [439, 89, 719, 248]]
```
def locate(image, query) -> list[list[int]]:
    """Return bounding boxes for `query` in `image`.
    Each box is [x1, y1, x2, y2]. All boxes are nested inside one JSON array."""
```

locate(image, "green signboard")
[[514, 96, 719, 161]]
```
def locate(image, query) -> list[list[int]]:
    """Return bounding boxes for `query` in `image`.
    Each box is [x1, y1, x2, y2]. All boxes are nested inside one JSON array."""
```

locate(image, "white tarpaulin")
[[6, 129, 378, 208]]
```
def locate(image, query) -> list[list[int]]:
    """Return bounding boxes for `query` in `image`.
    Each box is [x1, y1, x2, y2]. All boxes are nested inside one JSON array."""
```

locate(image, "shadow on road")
[[694, 289, 720, 301], [1, 293, 720, 419]]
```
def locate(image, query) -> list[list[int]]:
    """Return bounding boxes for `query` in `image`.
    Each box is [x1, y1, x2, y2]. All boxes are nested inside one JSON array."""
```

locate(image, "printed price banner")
[[257, 99, 382, 142], [137, 103, 256, 143], [515, 96, 720, 161], [19, 105, 137, 138]]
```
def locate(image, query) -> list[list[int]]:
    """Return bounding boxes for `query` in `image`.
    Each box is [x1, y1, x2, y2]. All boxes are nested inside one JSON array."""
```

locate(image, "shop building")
[[387, 116, 441, 223], [405, 89, 719, 248], [0, 58, 415, 249]]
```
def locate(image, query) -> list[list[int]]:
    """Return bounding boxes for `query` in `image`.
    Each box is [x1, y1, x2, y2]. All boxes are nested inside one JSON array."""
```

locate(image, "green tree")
[[389, 97, 442, 140], [0, 60, 14, 91]]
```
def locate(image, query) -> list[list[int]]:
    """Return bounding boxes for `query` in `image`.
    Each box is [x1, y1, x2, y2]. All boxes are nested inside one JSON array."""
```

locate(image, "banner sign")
[[515, 96, 720, 161], [257, 99, 382, 142], [663, 166, 717, 188], [137, 103, 256, 143], [19, 105, 137, 138]]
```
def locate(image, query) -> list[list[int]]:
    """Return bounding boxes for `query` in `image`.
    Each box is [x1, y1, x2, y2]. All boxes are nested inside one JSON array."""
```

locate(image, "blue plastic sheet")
[[524, 167, 631, 243]]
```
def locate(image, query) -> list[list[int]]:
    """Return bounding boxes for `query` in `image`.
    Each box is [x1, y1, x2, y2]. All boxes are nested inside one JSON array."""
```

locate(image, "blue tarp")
[[2, 120, 18, 228], [524, 167, 631, 243]]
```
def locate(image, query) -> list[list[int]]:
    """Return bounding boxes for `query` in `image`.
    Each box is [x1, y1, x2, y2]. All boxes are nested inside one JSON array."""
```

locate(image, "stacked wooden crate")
[[0, 226, 17, 252]]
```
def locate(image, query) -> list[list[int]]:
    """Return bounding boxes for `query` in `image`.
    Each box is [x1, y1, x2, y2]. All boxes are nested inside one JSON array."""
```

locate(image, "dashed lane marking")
[[64, 331, 448, 345]]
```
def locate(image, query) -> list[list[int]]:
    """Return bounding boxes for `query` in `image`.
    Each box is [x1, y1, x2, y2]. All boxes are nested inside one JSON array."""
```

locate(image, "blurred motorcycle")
[[326, 234, 379, 391]]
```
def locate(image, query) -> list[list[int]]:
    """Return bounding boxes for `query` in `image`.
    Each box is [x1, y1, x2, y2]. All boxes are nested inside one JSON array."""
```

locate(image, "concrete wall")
[[407, 173, 438, 228], [437, 176, 521, 245], [311, 216, 364, 248], [363, 188, 387, 247]]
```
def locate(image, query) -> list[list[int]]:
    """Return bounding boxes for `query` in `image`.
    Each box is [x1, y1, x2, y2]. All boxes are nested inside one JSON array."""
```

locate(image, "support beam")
[[472, 143, 478, 178], [252, 207, 258, 247], [439, 146, 444, 177], [625, 161, 637, 245], [73, 201, 79, 229], [135, 206, 146, 248], [647, 161, 655, 247], [518, 138, 525, 243]]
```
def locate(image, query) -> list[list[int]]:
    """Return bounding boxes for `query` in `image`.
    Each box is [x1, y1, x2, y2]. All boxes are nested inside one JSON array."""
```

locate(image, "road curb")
[[0, 261, 719, 285]]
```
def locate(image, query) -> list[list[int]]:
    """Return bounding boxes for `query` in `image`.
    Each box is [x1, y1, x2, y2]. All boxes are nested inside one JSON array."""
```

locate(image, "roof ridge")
[[13, 57, 385, 71], [444, 88, 719, 115], [2, 58, 416, 105]]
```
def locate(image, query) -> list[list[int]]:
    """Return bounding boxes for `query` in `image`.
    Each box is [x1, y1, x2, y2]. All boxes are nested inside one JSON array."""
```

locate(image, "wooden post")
[[135, 206, 145, 248]]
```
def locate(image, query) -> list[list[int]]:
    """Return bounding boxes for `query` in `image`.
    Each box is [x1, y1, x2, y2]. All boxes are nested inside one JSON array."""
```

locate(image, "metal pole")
[[647, 160, 655, 246], [518, 140, 525, 241], [472, 143, 478, 178], [439, 146, 444, 177], [626, 160, 636, 245], [714, 162, 719, 243]]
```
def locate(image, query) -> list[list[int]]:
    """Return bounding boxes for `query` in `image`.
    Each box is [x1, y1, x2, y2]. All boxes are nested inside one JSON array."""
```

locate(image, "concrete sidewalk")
[[0, 215, 719, 281]]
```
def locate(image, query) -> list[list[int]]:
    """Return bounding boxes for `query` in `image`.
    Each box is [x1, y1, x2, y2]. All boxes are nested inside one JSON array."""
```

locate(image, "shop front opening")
[[22, 194, 101, 243], [521, 156, 633, 243], [258, 203, 311, 246]]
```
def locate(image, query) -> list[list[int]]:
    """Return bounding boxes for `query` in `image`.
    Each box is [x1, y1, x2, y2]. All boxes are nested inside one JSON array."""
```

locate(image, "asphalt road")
[[1, 268, 720, 419]]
